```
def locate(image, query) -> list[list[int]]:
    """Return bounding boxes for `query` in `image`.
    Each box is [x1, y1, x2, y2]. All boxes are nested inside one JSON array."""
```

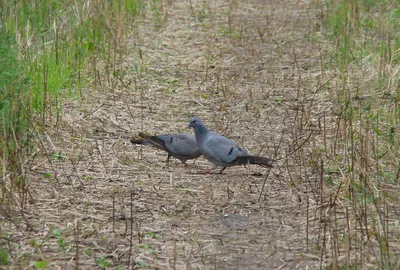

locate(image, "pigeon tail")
[[234, 155, 273, 168], [131, 132, 168, 151], [130, 138, 144, 144], [130, 137, 154, 146]]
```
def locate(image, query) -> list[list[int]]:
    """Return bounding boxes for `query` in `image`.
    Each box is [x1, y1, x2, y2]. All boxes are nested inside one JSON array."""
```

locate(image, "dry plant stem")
[[319, 159, 325, 268], [173, 239, 177, 270], [346, 206, 351, 266], [112, 194, 116, 233], [334, 203, 339, 266], [185, 231, 198, 269], [128, 190, 134, 268], [0, 206, 25, 233], [328, 199, 335, 269], [306, 195, 309, 252], [95, 139, 108, 173], [136, 220, 143, 244], [385, 202, 391, 268], [69, 159, 85, 187], [74, 219, 80, 270], [276, 131, 313, 161], [258, 131, 283, 202]]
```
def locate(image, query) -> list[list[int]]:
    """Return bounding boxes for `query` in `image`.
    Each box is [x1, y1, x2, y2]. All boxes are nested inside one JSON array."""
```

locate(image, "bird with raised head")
[[187, 117, 273, 173]]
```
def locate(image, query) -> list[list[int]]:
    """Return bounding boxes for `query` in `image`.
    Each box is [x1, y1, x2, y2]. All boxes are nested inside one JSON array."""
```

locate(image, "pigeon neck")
[[195, 124, 208, 138]]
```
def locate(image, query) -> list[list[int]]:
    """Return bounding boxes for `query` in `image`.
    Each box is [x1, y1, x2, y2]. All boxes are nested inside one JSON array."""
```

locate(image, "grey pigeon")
[[187, 117, 273, 173], [130, 132, 201, 165]]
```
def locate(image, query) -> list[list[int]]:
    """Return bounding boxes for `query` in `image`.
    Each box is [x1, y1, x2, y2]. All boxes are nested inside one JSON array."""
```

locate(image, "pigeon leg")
[[165, 154, 171, 167], [218, 167, 227, 174]]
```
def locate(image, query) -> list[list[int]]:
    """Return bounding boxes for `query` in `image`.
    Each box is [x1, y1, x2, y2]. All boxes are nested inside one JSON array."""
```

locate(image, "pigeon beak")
[[186, 124, 191, 129]]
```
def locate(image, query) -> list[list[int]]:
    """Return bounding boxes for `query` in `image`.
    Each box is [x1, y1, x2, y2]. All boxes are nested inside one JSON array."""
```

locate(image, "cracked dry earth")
[[14, 0, 336, 269]]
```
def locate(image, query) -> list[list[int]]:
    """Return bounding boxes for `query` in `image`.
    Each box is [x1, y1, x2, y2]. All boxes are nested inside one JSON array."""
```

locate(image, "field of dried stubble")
[[8, 0, 398, 269]]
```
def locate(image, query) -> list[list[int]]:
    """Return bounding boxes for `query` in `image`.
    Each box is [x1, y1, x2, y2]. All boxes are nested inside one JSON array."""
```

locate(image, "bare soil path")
[[10, 0, 339, 269]]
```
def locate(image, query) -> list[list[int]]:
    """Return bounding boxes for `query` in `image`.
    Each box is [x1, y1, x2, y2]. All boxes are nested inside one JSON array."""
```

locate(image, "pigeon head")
[[187, 117, 208, 133], [187, 117, 201, 128]]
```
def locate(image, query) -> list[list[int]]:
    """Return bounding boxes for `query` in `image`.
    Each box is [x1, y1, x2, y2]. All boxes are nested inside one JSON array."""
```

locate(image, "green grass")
[[0, 30, 30, 136], [0, 0, 146, 256], [0, 0, 145, 204], [0, 1, 145, 264], [318, 0, 400, 268], [0, 247, 10, 266]]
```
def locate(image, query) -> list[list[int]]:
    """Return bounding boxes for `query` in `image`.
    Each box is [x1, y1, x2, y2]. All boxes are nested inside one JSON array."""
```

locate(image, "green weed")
[[0, 247, 10, 265], [95, 256, 110, 268], [318, 0, 400, 267]]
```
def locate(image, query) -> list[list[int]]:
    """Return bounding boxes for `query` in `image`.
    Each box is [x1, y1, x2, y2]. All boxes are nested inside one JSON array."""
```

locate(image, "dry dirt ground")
[[4, 0, 359, 269]]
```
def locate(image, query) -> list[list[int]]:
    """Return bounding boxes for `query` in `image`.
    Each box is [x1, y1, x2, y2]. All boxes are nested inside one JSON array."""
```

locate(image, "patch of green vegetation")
[[0, 29, 30, 151], [84, 248, 93, 256], [0, 247, 10, 266], [82, 175, 93, 181], [28, 239, 40, 249], [145, 231, 162, 240], [200, 93, 211, 99], [33, 261, 50, 269], [150, 0, 164, 29], [0, 1, 146, 267], [137, 243, 156, 255], [164, 77, 181, 94], [139, 261, 149, 268], [95, 256, 111, 269], [57, 237, 69, 252], [0, 0, 146, 207], [325, 175, 335, 186], [325, 0, 400, 63], [219, 26, 232, 36], [52, 151, 65, 161], [317, 1, 400, 267], [137, 243, 152, 249]]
